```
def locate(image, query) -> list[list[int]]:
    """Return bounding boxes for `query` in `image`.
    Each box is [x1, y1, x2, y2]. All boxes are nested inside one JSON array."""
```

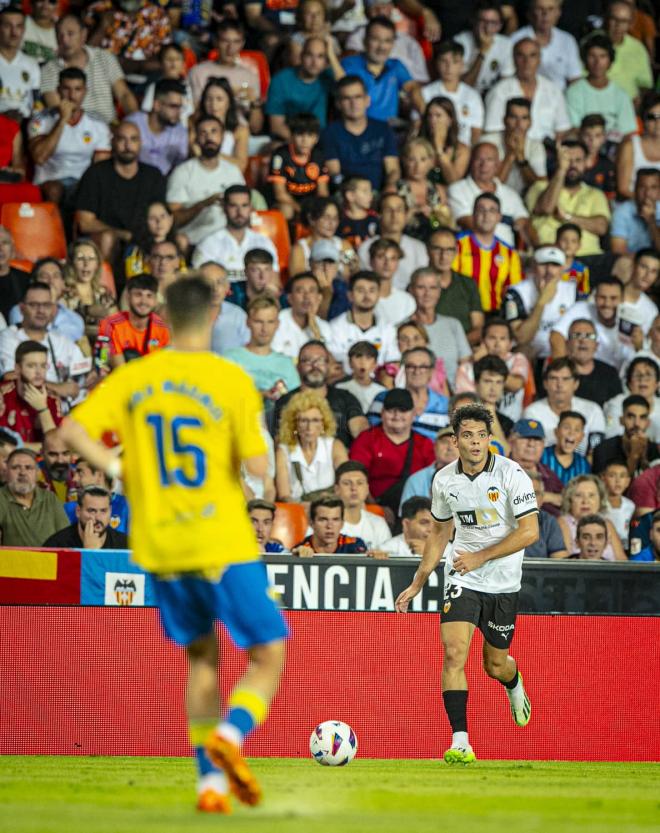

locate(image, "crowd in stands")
[[0, 0, 658, 562]]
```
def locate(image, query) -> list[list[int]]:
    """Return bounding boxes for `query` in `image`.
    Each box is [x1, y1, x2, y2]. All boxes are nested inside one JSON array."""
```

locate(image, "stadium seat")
[[240, 50, 271, 100], [252, 209, 291, 275], [366, 504, 386, 518], [245, 154, 266, 189], [0, 202, 67, 261], [0, 183, 41, 211], [272, 502, 308, 550], [100, 261, 117, 298], [9, 258, 32, 273]]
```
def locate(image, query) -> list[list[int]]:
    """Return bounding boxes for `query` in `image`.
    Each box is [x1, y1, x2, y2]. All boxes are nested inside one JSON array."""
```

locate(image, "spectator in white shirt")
[[335, 340, 387, 413], [271, 272, 332, 359], [422, 40, 484, 147], [0, 6, 40, 119], [370, 238, 416, 326], [334, 459, 391, 549], [28, 67, 111, 209], [510, 0, 582, 90], [382, 496, 434, 556], [484, 36, 571, 141], [456, 0, 514, 96], [620, 248, 660, 336]]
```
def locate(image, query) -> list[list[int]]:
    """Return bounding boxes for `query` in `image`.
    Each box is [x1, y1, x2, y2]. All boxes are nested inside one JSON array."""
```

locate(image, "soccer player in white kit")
[[396, 405, 539, 764]]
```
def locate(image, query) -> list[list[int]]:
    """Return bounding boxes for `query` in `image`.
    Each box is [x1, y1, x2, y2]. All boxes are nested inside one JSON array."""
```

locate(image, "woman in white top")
[[275, 391, 347, 502], [190, 77, 249, 173], [289, 197, 358, 277], [616, 92, 660, 200]]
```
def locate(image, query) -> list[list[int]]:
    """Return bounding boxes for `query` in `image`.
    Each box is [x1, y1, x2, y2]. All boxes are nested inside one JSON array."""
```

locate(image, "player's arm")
[[453, 512, 538, 575], [395, 517, 454, 613], [57, 417, 122, 479]]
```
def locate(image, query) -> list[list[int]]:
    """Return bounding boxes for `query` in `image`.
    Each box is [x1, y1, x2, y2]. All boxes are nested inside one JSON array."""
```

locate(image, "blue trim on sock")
[[195, 746, 219, 776], [226, 706, 256, 737]]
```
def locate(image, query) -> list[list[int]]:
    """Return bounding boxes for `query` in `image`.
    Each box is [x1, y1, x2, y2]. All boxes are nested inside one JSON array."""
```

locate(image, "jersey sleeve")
[[507, 464, 538, 519], [430, 471, 452, 522]]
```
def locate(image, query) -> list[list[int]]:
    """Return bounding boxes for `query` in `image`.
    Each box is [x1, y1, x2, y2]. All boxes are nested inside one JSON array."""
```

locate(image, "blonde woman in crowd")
[[558, 474, 627, 561]]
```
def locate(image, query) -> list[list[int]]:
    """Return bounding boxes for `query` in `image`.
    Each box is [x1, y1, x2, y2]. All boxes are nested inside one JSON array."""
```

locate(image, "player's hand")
[[81, 519, 104, 550], [395, 584, 418, 613], [292, 545, 315, 558], [367, 549, 388, 560], [453, 550, 485, 575], [22, 384, 48, 412]]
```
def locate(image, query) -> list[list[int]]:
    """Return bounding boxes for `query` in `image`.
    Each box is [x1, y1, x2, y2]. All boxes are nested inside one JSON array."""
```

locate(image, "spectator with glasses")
[[565, 318, 622, 408], [456, 0, 514, 96], [125, 78, 188, 177], [604, 356, 660, 442]]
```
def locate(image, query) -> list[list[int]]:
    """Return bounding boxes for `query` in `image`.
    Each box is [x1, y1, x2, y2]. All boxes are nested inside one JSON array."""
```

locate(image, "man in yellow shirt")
[[58, 276, 287, 814]]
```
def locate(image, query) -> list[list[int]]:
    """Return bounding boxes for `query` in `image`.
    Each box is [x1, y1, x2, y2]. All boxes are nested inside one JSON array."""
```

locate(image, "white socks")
[[452, 731, 470, 749]]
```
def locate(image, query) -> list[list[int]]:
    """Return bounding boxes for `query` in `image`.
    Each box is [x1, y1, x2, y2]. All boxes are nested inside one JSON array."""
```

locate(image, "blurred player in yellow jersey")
[[58, 276, 288, 814]]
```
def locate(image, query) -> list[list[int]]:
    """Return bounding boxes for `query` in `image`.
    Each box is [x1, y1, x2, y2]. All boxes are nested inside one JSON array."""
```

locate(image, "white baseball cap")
[[534, 246, 565, 266]]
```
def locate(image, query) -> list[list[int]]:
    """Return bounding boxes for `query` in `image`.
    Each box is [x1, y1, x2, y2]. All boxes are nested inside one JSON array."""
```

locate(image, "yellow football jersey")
[[70, 350, 267, 573]]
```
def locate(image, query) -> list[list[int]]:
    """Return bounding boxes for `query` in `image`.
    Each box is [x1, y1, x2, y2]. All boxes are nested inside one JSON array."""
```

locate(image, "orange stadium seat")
[[271, 502, 308, 551], [252, 209, 291, 275], [0, 202, 66, 261], [100, 261, 117, 298], [0, 183, 41, 211], [366, 504, 386, 518], [240, 50, 271, 100]]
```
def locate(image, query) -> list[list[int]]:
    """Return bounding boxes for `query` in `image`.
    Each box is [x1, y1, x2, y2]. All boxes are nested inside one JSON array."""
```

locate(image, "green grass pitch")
[[0, 757, 658, 833]]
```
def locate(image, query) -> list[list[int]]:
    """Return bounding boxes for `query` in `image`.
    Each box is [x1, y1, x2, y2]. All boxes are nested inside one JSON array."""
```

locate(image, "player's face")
[[602, 465, 630, 498], [248, 307, 279, 346], [437, 52, 463, 83], [349, 353, 377, 383], [298, 346, 329, 386], [454, 419, 491, 468], [312, 506, 344, 547], [427, 232, 457, 272], [77, 494, 111, 533], [335, 472, 369, 508], [557, 230, 580, 260], [295, 407, 324, 443], [571, 482, 601, 517], [476, 371, 505, 405], [567, 322, 598, 362], [544, 368, 578, 405], [628, 363, 658, 398], [632, 256, 660, 294], [128, 288, 157, 318], [18, 352, 48, 388], [58, 77, 86, 108], [370, 247, 400, 281], [483, 325, 511, 358], [365, 23, 395, 65], [21, 289, 55, 330], [380, 197, 407, 234], [594, 284, 621, 324], [406, 508, 433, 541], [473, 199, 501, 234], [6, 454, 37, 496], [434, 435, 458, 466], [554, 417, 584, 455], [410, 274, 441, 311], [288, 278, 321, 317], [577, 524, 607, 559], [249, 509, 274, 547], [381, 407, 414, 436], [621, 405, 650, 438], [349, 279, 379, 313]]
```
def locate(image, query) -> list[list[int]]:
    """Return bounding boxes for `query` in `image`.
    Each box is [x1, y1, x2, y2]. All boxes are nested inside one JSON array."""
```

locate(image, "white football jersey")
[[503, 277, 577, 359], [431, 453, 537, 594]]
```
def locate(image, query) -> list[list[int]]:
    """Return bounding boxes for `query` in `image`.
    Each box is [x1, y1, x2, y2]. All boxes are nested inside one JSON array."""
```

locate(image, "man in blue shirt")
[[265, 35, 344, 140], [631, 509, 660, 561], [399, 425, 458, 511], [340, 15, 425, 122], [197, 262, 249, 356], [321, 75, 400, 192], [611, 168, 660, 255]]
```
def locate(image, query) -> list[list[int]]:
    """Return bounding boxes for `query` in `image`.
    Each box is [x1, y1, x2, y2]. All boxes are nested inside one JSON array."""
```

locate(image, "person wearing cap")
[[508, 417, 563, 514], [307, 238, 348, 320], [523, 357, 605, 457], [502, 245, 577, 369], [550, 276, 640, 372], [368, 346, 450, 440], [565, 318, 623, 408], [349, 387, 435, 517], [399, 424, 458, 512], [270, 272, 332, 360], [328, 270, 400, 373], [248, 499, 288, 554]]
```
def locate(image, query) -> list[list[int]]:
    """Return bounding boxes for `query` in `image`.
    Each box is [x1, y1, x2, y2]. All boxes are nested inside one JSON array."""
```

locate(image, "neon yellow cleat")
[[444, 746, 477, 765]]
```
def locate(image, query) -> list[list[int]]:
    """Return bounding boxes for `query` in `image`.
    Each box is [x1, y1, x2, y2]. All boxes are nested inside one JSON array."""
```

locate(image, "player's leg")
[[441, 619, 477, 764], [480, 593, 531, 727], [185, 631, 233, 813], [205, 562, 289, 805]]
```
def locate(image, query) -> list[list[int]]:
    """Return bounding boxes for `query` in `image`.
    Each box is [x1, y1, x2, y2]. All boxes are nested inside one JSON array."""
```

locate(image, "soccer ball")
[[309, 720, 358, 766]]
